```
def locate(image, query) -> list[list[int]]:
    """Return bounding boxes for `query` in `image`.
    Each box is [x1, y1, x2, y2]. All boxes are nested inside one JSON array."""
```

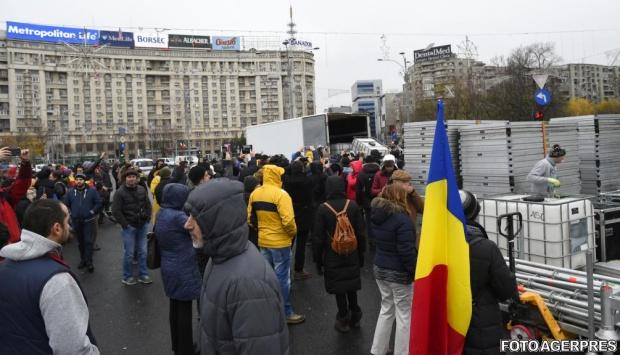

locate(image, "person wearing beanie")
[[527, 144, 566, 197], [371, 154, 397, 198], [112, 167, 153, 285], [389, 170, 424, 236], [187, 165, 210, 191], [459, 190, 518, 354], [64, 172, 101, 272]]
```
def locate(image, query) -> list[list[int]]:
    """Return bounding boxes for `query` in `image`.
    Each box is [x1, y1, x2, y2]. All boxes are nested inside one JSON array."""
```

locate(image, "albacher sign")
[[168, 34, 212, 49], [413, 45, 452, 63], [6, 21, 98, 45]]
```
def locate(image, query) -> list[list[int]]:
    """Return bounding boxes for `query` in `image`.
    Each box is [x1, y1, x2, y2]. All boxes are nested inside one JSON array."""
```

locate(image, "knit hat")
[[459, 190, 481, 221], [75, 172, 87, 180], [123, 168, 140, 178], [549, 144, 566, 158], [188, 165, 207, 185], [389, 170, 411, 183], [158, 167, 172, 179]]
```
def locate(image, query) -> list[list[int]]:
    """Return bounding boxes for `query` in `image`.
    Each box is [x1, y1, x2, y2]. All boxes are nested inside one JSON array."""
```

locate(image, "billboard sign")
[[6, 21, 98, 45], [414, 45, 452, 63], [99, 30, 134, 48], [168, 34, 212, 49], [212, 36, 240, 51], [287, 38, 313, 50], [134, 31, 168, 48]]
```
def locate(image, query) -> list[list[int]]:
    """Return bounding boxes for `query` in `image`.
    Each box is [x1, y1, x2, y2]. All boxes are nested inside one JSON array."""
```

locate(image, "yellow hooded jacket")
[[247, 165, 297, 248], [150, 174, 161, 223]]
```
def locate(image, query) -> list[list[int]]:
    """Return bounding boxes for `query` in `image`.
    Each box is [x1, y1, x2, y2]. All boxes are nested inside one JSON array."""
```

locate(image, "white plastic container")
[[478, 194, 595, 269]]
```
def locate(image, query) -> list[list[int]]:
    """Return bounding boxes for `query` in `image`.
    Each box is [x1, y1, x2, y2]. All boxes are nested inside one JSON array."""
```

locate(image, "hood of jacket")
[[350, 160, 363, 176], [262, 164, 284, 188], [325, 175, 346, 200], [161, 183, 190, 210], [0, 229, 61, 261], [370, 197, 407, 225], [184, 179, 248, 263], [362, 162, 380, 175]]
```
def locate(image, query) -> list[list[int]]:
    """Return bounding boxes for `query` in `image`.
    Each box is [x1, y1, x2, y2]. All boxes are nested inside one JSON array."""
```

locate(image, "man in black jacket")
[[64, 173, 101, 272], [355, 154, 381, 250], [111, 168, 152, 286], [184, 178, 289, 354], [460, 190, 518, 355]]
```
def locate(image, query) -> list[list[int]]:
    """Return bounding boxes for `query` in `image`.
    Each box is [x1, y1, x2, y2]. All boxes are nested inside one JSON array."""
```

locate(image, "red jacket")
[[0, 160, 32, 244], [371, 170, 390, 197], [346, 160, 363, 201]]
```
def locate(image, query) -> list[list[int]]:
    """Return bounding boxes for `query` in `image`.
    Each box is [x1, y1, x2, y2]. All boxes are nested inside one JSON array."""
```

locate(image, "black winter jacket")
[[111, 184, 151, 229], [283, 171, 314, 233], [464, 223, 518, 355], [309, 162, 327, 207], [356, 163, 380, 209], [184, 179, 289, 355], [370, 197, 417, 283], [154, 177, 171, 205], [313, 176, 366, 294]]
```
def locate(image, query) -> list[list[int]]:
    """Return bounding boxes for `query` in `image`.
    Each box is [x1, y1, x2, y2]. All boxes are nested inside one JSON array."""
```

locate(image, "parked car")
[[160, 157, 175, 167], [175, 155, 198, 166], [130, 158, 154, 175]]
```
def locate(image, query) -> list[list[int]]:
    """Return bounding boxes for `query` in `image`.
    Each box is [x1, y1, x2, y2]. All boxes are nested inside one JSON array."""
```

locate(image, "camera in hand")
[[242, 145, 252, 154], [9, 147, 21, 156]]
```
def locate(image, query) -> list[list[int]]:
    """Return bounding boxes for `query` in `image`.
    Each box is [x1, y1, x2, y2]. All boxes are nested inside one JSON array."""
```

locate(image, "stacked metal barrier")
[[459, 121, 545, 197], [402, 120, 475, 195], [578, 115, 620, 195]]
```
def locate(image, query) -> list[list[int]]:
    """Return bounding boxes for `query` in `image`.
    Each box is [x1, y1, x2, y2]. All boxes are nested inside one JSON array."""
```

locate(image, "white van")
[[175, 156, 199, 166], [351, 138, 388, 158], [130, 158, 154, 175]]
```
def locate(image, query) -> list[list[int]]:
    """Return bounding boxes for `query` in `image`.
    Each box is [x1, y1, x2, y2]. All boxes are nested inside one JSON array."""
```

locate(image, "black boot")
[[350, 307, 362, 328], [334, 312, 351, 333]]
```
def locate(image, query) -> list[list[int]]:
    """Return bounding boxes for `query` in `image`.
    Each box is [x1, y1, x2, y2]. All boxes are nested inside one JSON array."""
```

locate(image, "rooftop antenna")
[[379, 34, 390, 60], [287, 4, 297, 40], [457, 35, 478, 60]]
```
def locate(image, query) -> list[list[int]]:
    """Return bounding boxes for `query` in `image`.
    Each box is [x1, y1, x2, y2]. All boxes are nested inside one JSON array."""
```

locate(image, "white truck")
[[245, 113, 370, 156]]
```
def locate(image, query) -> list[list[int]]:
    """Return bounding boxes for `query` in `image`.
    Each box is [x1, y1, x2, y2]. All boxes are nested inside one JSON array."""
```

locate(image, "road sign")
[[120, 136, 126, 144], [535, 89, 552, 106], [120, 143, 126, 151]]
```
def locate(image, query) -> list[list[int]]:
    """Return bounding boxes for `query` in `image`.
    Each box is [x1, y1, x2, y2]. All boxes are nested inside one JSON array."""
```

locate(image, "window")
[[74, 104, 80, 110]]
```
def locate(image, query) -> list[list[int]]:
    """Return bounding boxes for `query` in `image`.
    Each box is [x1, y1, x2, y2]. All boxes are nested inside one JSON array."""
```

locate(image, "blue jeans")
[[121, 223, 149, 280], [261, 247, 293, 316]]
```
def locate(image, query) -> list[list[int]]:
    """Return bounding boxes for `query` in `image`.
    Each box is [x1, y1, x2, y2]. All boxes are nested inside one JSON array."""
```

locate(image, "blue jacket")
[[154, 183, 201, 301], [370, 197, 418, 277], [64, 186, 101, 220]]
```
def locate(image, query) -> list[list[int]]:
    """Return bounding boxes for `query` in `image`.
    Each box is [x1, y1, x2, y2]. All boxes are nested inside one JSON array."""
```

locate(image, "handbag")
[[147, 232, 161, 269]]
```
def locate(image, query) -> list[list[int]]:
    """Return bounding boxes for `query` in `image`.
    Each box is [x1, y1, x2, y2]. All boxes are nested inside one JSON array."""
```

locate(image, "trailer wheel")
[[510, 324, 537, 341]]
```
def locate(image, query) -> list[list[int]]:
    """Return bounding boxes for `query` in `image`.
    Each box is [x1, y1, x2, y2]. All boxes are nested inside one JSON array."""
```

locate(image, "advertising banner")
[[413, 45, 452, 63], [99, 30, 134, 48], [287, 38, 313, 50], [6, 21, 99, 45], [212, 36, 240, 51], [168, 34, 211, 49], [134, 31, 168, 48]]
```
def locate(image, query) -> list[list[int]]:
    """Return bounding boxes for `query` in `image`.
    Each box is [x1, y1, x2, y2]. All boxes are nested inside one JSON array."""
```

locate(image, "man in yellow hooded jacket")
[[247, 164, 305, 324]]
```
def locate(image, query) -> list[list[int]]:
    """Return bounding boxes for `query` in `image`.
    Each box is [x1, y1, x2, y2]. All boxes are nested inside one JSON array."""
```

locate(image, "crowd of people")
[[0, 143, 517, 355]]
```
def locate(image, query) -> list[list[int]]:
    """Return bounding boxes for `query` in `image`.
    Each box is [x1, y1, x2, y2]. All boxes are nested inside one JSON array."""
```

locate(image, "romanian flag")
[[409, 100, 472, 355]]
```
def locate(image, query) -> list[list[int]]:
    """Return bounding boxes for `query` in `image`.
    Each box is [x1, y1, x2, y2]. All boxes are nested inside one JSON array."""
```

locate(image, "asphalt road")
[[63, 219, 387, 355]]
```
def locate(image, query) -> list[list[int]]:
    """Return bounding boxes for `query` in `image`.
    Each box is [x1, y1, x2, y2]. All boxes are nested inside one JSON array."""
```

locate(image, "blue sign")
[[6, 21, 99, 45], [120, 143, 126, 151], [535, 89, 552, 106], [212, 36, 240, 51], [99, 30, 134, 48]]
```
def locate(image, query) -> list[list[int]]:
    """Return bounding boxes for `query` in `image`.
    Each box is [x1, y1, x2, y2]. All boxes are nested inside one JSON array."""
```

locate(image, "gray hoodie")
[[0, 230, 99, 355], [527, 157, 557, 196]]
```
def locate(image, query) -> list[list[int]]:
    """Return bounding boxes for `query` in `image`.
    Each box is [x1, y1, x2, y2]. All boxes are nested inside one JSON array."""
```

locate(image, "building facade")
[[380, 92, 402, 143], [0, 30, 315, 159], [351, 80, 382, 139], [558, 63, 620, 102]]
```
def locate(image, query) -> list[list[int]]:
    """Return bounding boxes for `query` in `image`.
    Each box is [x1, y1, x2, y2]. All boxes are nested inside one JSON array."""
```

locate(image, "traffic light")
[[534, 111, 545, 120]]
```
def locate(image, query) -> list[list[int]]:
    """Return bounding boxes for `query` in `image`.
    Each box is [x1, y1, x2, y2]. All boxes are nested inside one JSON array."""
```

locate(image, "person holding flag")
[[409, 100, 472, 355]]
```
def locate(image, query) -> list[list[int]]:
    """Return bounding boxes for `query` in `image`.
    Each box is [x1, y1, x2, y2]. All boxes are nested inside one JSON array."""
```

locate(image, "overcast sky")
[[3, 0, 620, 112]]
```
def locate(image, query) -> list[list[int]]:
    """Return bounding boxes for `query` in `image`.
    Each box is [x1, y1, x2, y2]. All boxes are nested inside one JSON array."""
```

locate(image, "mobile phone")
[[242, 145, 252, 154], [9, 148, 21, 156]]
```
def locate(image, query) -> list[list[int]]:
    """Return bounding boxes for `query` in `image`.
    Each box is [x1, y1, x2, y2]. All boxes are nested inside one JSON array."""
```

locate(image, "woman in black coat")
[[283, 160, 315, 279], [313, 176, 366, 333]]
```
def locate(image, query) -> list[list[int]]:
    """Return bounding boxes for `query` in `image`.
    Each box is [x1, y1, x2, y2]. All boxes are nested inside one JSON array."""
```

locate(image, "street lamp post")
[[282, 40, 295, 119]]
